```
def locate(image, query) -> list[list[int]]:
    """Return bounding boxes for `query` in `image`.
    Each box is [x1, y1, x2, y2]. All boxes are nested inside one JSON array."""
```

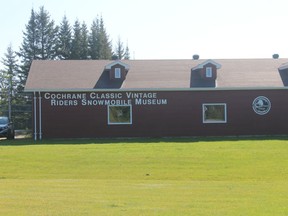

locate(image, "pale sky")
[[1, 0, 288, 65]]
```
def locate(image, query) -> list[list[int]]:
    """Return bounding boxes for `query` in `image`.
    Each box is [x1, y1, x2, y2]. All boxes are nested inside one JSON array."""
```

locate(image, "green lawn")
[[0, 137, 288, 215]]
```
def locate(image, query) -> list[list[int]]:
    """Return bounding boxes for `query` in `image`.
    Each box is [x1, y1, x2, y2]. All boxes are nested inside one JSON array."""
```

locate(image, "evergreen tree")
[[124, 44, 130, 60], [114, 37, 125, 60], [36, 6, 58, 60], [17, 8, 38, 86], [80, 22, 89, 59], [89, 18, 100, 59], [0, 45, 19, 118], [18, 6, 58, 87], [70, 19, 82, 59], [98, 16, 112, 59], [113, 37, 131, 60], [1, 45, 32, 129], [56, 15, 72, 59], [16, 6, 57, 129], [1, 45, 19, 92], [89, 16, 112, 60]]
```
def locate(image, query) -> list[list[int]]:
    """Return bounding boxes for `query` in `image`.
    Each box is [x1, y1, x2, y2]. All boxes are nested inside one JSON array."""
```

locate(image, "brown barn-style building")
[[25, 58, 288, 140]]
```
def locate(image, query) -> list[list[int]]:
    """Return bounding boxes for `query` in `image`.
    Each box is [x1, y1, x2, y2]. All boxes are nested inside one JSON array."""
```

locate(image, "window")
[[115, 68, 121, 79], [108, 105, 132, 125], [203, 103, 227, 123], [205, 67, 212, 78]]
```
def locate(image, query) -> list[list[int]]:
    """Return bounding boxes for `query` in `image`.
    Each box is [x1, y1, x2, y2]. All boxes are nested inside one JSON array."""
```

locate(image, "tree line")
[[0, 6, 130, 129]]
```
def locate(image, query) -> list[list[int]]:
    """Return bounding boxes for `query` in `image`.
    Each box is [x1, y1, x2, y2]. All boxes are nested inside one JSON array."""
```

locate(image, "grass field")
[[0, 137, 288, 215]]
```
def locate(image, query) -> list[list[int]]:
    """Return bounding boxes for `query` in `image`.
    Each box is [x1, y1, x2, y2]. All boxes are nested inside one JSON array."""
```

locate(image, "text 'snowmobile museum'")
[[25, 58, 288, 140]]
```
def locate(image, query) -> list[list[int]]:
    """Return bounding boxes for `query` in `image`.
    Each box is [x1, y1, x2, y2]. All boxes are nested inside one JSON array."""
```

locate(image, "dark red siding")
[[109, 64, 126, 81], [201, 63, 217, 79], [33, 89, 288, 139]]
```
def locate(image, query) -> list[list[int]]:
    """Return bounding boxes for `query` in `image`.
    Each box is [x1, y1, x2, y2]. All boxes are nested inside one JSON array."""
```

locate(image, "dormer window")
[[192, 59, 221, 80], [206, 67, 212, 78], [191, 59, 222, 88], [115, 68, 121, 78], [105, 61, 130, 81]]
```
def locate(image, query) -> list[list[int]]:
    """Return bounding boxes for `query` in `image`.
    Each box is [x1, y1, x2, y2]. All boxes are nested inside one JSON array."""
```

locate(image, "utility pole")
[[8, 73, 12, 120]]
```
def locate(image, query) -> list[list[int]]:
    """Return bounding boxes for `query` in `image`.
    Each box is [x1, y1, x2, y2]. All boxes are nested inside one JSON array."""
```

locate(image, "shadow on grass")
[[1, 135, 288, 146]]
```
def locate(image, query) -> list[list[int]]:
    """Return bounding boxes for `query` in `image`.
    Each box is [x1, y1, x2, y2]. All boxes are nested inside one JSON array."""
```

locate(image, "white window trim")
[[115, 68, 121, 79], [202, 103, 227, 123], [206, 67, 212, 78], [108, 105, 132, 125]]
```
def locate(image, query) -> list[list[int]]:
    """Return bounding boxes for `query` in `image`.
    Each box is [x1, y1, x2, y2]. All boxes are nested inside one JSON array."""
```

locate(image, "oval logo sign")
[[252, 96, 271, 115]]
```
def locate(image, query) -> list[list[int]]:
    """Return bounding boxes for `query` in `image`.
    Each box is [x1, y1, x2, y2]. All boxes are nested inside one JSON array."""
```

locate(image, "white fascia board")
[[279, 62, 288, 71], [105, 61, 130, 70], [24, 86, 288, 93], [192, 59, 222, 70]]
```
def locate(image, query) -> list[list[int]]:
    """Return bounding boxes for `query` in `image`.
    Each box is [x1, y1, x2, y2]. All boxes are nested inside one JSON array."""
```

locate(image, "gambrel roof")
[[24, 58, 288, 91]]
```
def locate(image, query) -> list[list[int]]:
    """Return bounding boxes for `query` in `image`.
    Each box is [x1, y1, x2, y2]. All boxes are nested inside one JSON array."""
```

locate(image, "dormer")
[[278, 62, 288, 72], [278, 62, 288, 86], [192, 59, 221, 80], [105, 61, 130, 81]]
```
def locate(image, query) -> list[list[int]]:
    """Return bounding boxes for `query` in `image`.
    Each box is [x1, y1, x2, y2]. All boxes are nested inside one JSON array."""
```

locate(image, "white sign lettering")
[[43, 92, 168, 107]]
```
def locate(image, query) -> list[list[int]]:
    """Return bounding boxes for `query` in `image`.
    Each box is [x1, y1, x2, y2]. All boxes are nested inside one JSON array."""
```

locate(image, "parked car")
[[0, 116, 15, 139]]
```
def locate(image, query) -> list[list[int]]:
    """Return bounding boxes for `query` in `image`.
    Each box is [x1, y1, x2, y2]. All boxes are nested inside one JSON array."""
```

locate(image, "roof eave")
[[24, 86, 288, 93]]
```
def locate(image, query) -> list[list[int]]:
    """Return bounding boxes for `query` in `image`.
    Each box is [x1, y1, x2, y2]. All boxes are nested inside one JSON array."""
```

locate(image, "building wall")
[[33, 89, 288, 139]]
